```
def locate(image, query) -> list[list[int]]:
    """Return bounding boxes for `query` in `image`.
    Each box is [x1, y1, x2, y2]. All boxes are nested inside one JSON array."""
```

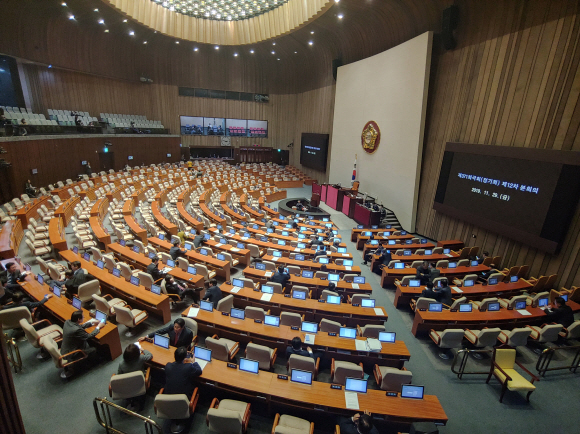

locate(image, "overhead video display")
[[180, 116, 268, 137]]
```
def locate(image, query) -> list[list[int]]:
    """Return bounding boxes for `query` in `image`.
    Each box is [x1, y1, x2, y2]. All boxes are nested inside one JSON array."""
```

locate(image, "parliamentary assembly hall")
[[1, 1, 580, 433]]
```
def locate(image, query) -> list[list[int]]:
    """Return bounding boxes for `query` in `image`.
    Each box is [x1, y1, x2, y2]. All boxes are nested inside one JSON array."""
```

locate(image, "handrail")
[[536, 344, 580, 377], [451, 348, 493, 379], [93, 397, 162, 434], [4, 333, 22, 373]]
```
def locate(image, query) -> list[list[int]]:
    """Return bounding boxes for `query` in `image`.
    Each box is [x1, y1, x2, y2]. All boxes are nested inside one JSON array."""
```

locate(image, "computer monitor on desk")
[[239, 358, 259, 374], [378, 332, 396, 343], [291, 369, 313, 385], [301, 321, 318, 333], [345, 378, 367, 394], [401, 385, 424, 399], [339, 327, 356, 339], [429, 303, 443, 312]]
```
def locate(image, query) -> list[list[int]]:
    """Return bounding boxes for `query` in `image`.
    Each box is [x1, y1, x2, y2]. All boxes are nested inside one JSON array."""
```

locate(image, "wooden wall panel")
[[0, 136, 180, 201], [416, 0, 580, 288]]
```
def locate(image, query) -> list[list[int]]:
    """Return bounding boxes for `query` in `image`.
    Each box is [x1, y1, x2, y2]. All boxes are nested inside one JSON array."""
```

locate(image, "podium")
[[354, 202, 381, 226], [342, 193, 364, 219], [325, 185, 353, 211]]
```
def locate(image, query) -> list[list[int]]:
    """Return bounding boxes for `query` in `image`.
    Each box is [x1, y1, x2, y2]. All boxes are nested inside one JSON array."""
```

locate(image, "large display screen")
[[180, 116, 267, 137], [300, 133, 329, 172], [433, 143, 580, 253]]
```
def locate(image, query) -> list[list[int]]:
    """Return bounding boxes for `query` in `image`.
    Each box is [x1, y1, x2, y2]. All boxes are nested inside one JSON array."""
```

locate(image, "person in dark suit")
[[314, 246, 327, 260], [117, 343, 152, 410], [285, 336, 314, 359], [0, 291, 52, 312], [61, 311, 104, 366], [420, 282, 438, 300], [25, 179, 37, 197], [435, 279, 453, 306], [338, 412, 379, 434], [265, 219, 274, 229], [375, 250, 392, 273], [145, 318, 194, 349], [65, 261, 96, 298], [269, 266, 290, 290], [164, 346, 203, 400], [164, 275, 198, 303], [5, 262, 30, 297], [169, 241, 187, 261], [85, 163, 92, 176], [544, 297, 575, 328], [146, 256, 163, 281], [363, 244, 385, 266], [192, 234, 205, 249], [416, 261, 431, 285], [201, 279, 222, 308]]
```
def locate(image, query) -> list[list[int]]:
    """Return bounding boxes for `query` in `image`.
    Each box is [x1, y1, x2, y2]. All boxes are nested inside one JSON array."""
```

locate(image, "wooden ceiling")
[[0, 0, 568, 94]]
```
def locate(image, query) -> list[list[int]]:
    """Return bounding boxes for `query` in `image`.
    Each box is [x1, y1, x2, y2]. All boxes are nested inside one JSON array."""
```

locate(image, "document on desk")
[[215, 243, 223, 247], [241, 237, 249, 241], [196, 359, 208, 370], [294, 248, 302, 252], [272, 257, 279, 262], [451, 286, 463, 293], [264, 271, 273, 278], [261, 293, 273, 302], [355, 340, 369, 351], [351, 283, 360, 289], [231, 248, 240, 252], [344, 392, 360, 410], [187, 307, 199, 318], [374, 307, 384, 316], [342, 253, 349, 257], [345, 266, 352, 271], [517, 309, 532, 316], [445, 253, 454, 258], [304, 334, 315, 345], [161, 267, 173, 273], [230, 286, 242, 293]]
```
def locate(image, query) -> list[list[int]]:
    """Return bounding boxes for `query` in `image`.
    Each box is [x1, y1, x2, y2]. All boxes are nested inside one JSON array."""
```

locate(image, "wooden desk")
[[368, 251, 459, 272], [124, 213, 148, 245], [176, 202, 203, 232], [106, 243, 205, 288], [411, 300, 580, 336], [141, 340, 447, 424], [356, 235, 415, 250], [201, 239, 251, 266], [182, 307, 407, 367], [353, 203, 381, 227], [258, 196, 280, 217], [1, 259, 122, 359], [148, 237, 231, 281], [54, 196, 80, 226], [252, 255, 361, 275], [89, 216, 111, 245], [393, 279, 533, 308], [219, 283, 386, 327], [151, 201, 177, 236], [59, 250, 171, 323], [14, 196, 50, 227], [0, 220, 23, 260], [48, 217, 68, 252], [351, 228, 402, 242], [381, 264, 491, 288], [264, 190, 287, 202], [437, 239, 465, 250]]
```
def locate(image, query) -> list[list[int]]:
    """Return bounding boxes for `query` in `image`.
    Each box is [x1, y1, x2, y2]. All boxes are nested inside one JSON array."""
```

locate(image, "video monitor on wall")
[[203, 117, 225, 136], [247, 120, 268, 138], [180, 116, 204, 135], [433, 143, 580, 254], [300, 133, 329, 172], [226, 118, 247, 137]]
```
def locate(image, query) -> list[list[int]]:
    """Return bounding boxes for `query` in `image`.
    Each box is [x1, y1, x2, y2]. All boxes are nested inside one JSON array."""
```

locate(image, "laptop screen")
[[72, 246, 79, 254], [52, 285, 61, 297], [261, 285, 273, 294], [510, 276, 519, 283], [194, 346, 212, 362], [95, 310, 107, 324], [421, 239, 427, 244], [364, 231, 372, 236], [239, 358, 259, 374], [326, 295, 341, 305], [459, 303, 472, 312], [370, 240, 379, 245], [199, 249, 208, 256], [298, 234, 305, 239], [130, 276, 140, 286], [301, 321, 318, 333], [273, 251, 282, 257], [319, 257, 330, 264], [187, 266, 197, 275], [401, 385, 424, 399], [488, 277, 498, 285], [264, 315, 280, 327], [428, 303, 443, 312], [166, 259, 175, 267], [394, 263, 405, 269], [282, 231, 289, 236], [255, 263, 266, 271], [371, 225, 378, 229], [343, 260, 354, 266], [112, 268, 121, 278], [538, 298, 548, 307], [471, 260, 479, 266], [96, 260, 104, 269], [357, 225, 364, 229], [302, 270, 314, 278], [148, 252, 156, 259], [292, 291, 307, 300], [328, 273, 339, 282], [133, 245, 140, 254], [204, 234, 211, 240], [487, 302, 500, 311], [448, 262, 457, 269], [231, 308, 245, 319], [295, 254, 305, 261], [232, 278, 245, 288], [388, 240, 396, 245], [267, 228, 274, 233], [361, 299, 375, 308], [200, 300, 213, 312], [119, 239, 126, 247], [515, 301, 527, 310], [443, 248, 451, 254], [463, 280, 474, 287], [260, 236, 269, 242], [237, 243, 245, 249], [151, 284, 161, 295], [154, 334, 170, 349], [83, 253, 90, 261], [353, 276, 365, 284], [338, 247, 347, 253], [291, 369, 313, 385], [345, 378, 367, 393], [404, 250, 412, 256], [158, 234, 165, 240], [409, 279, 420, 287], [219, 238, 227, 244], [425, 249, 433, 255], [339, 327, 357, 339], [72, 297, 82, 309], [561, 294, 568, 302], [378, 332, 396, 343], [405, 240, 412, 245]]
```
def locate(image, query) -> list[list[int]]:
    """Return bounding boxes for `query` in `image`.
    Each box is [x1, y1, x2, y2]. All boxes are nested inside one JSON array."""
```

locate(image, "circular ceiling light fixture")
[[150, 0, 290, 21]]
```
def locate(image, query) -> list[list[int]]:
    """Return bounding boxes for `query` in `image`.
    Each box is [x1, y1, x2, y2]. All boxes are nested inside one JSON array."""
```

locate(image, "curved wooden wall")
[[105, 0, 333, 45]]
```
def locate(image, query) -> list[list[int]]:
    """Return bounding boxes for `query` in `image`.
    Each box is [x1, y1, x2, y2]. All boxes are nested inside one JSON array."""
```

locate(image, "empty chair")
[[92, 294, 127, 317], [320, 318, 342, 334], [205, 335, 239, 361], [280, 312, 302, 328], [410, 297, 433, 311], [436, 260, 449, 269], [449, 297, 468, 310], [291, 285, 310, 299], [472, 297, 499, 310], [109, 368, 150, 404], [43, 337, 88, 378], [77, 280, 101, 305], [287, 354, 319, 379], [1, 306, 32, 331], [497, 328, 532, 348], [155, 387, 199, 434], [486, 347, 538, 403], [195, 264, 216, 281], [429, 328, 465, 359], [216, 294, 233, 312], [526, 292, 549, 307], [118, 262, 140, 281], [499, 295, 528, 309], [455, 274, 478, 286], [464, 328, 502, 358], [373, 365, 413, 392], [321, 289, 339, 300], [527, 323, 563, 349], [456, 259, 470, 267], [115, 305, 148, 337], [271, 414, 314, 434], [245, 306, 267, 321], [560, 320, 580, 340], [330, 359, 364, 385], [350, 294, 370, 305], [19, 318, 63, 358], [206, 398, 251, 434], [25, 239, 51, 257], [357, 324, 385, 338], [245, 342, 277, 370]]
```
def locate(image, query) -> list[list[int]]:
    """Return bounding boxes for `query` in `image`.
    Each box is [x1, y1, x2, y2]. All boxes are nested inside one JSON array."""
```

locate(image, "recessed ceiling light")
[[193, 47, 199, 51], [68, 15, 75, 20], [277, 58, 280, 61], [61, 2, 66, 6], [338, 14, 343, 19], [308, 41, 313, 45], [143, 41, 148, 44], [215, 46, 219, 50], [310, 31, 314, 34], [104, 29, 109, 33], [48, 65, 52, 68], [294, 51, 297, 54], [271, 51, 275, 55], [234, 53, 238, 57], [272, 42, 276, 45], [175, 41, 179, 44], [98, 19, 105, 25], [334, 0, 340, 3], [123, 19, 128, 23], [250, 49, 255, 54], [94, 8, 99, 12], [129, 30, 135, 36]]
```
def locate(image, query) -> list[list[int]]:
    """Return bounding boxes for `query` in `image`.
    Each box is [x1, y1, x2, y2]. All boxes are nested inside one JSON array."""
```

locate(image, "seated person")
[[420, 282, 438, 300], [201, 278, 222, 308], [61, 311, 104, 367], [363, 244, 385, 266], [472, 250, 489, 265], [544, 296, 575, 328], [269, 265, 291, 290], [0, 291, 52, 312], [25, 179, 37, 197], [65, 262, 96, 298], [375, 250, 392, 272], [4, 262, 30, 297], [416, 261, 431, 285], [169, 241, 187, 261], [144, 318, 194, 349], [338, 411, 379, 434], [164, 275, 198, 303], [146, 256, 164, 281], [117, 343, 153, 411], [435, 279, 452, 306], [164, 346, 203, 400], [285, 336, 314, 359], [192, 234, 205, 248], [314, 246, 328, 260]]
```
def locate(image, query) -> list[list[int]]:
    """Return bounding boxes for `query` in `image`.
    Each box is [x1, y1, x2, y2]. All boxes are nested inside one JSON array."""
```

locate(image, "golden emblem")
[[361, 121, 381, 154]]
